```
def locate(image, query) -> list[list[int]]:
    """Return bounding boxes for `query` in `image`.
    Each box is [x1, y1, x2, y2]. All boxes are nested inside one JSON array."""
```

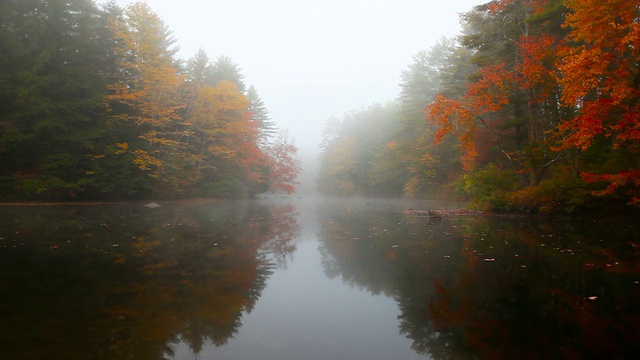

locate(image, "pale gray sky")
[[112, 0, 483, 155]]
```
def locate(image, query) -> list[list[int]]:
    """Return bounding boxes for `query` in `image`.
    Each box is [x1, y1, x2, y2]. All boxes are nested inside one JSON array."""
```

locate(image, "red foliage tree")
[[266, 131, 302, 194], [557, 0, 640, 205]]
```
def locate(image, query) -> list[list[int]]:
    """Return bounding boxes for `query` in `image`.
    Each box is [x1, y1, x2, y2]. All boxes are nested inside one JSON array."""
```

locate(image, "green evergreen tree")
[[211, 55, 246, 93], [185, 48, 215, 87], [0, 0, 114, 200], [247, 85, 277, 146], [390, 38, 473, 196]]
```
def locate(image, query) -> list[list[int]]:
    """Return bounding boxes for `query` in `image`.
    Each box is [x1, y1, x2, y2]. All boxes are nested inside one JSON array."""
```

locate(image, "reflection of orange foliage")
[[261, 203, 301, 267], [429, 239, 480, 331], [428, 239, 511, 359], [581, 242, 640, 274], [552, 287, 639, 358], [385, 250, 396, 261], [131, 237, 161, 256], [429, 277, 475, 330]]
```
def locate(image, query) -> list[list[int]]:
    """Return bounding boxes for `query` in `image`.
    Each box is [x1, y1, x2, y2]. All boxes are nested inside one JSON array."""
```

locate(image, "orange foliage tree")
[[427, 0, 568, 188], [265, 131, 302, 194], [557, 0, 640, 205], [428, 63, 512, 172], [106, 2, 184, 179], [188, 80, 268, 196]]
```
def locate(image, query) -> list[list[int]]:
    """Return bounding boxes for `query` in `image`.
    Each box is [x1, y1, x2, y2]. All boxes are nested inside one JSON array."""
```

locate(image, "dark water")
[[0, 198, 638, 359]]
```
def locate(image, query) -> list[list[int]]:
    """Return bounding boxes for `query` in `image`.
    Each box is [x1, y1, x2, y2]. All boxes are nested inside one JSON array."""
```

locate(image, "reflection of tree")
[[259, 203, 301, 268], [0, 201, 299, 359], [318, 203, 410, 296], [317, 205, 640, 359], [427, 217, 640, 359]]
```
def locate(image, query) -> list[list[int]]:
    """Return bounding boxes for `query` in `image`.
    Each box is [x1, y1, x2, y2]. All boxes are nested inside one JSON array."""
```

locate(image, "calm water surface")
[[0, 198, 638, 359]]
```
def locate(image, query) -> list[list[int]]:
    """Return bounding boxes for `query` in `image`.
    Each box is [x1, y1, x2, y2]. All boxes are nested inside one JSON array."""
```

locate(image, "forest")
[[2, 0, 639, 214], [0, 0, 301, 201], [318, 0, 640, 214]]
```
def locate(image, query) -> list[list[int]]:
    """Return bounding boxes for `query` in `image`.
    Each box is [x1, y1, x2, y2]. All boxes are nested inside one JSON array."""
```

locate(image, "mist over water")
[[2, 1, 638, 358], [1, 198, 637, 359]]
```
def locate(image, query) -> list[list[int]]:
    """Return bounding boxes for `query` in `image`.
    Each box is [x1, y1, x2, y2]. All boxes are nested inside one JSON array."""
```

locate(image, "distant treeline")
[[318, 0, 640, 214], [0, 0, 300, 201]]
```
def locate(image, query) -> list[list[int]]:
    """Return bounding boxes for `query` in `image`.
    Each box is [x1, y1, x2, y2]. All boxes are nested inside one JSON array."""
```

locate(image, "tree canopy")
[[0, 0, 300, 201], [318, 0, 640, 213]]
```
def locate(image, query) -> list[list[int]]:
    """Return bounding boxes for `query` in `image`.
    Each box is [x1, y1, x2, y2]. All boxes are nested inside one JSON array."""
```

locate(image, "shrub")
[[456, 163, 520, 212]]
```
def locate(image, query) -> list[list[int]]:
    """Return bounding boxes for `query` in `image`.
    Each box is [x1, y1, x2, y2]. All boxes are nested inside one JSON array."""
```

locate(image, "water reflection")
[[0, 201, 299, 359], [317, 200, 640, 359], [1, 198, 638, 359]]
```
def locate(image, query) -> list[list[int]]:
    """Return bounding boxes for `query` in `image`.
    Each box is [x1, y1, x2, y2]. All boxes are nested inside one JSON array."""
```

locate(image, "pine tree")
[[211, 55, 246, 93], [247, 85, 277, 146], [0, 0, 114, 200]]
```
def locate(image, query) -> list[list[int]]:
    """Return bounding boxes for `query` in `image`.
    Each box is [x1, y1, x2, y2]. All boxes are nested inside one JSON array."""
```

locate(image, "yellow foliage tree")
[[106, 2, 183, 176], [186, 80, 267, 195]]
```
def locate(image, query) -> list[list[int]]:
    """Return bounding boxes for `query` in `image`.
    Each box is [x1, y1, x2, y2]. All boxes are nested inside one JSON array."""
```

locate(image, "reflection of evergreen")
[[317, 204, 406, 296], [316, 204, 640, 359], [0, 201, 297, 359], [317, 202, 460, 356]]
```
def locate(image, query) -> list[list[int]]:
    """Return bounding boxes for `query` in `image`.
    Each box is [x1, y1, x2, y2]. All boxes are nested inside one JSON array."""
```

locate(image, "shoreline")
[[0, 198, 226, 206]]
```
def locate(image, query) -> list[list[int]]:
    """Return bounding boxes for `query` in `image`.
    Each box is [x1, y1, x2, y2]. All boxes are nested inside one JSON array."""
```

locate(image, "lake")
[[0, 197, 638, 359]]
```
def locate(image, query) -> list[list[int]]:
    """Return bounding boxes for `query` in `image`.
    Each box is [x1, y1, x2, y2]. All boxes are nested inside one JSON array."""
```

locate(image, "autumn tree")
[[318, 112, 362, 195], [105, 2, 185, 194], [420, 0, 640, 211], [318, 103, 401, 196], [556, 0, 640, 205], [396, 38, 471, 195], [318, 133, 358, 195], [187, 81, 267, 197], [265, 131, 302, 194], [428, 0, 567, 187], [0, 0, 281, 200]]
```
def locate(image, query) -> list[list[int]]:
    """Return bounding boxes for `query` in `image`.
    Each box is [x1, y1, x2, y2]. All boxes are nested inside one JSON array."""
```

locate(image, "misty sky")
[[112, 0, 483, 155]]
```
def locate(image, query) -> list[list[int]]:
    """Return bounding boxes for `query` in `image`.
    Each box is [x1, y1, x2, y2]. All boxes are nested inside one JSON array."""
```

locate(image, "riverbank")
[[0, 198, 226, 206]]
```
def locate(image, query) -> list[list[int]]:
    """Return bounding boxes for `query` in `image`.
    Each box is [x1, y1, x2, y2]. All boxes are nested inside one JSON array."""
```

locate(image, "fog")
[[111, 0, 482, 191]]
